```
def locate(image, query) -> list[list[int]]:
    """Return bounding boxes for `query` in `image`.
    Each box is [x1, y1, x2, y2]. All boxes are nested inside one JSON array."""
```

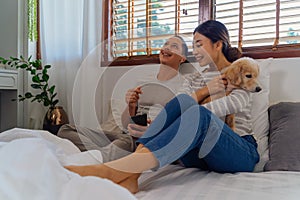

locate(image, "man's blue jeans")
[[138, 94, 259, 173]]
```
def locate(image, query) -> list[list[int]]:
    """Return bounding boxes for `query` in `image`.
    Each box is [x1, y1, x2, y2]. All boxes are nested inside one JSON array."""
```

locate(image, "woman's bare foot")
[[65, 164, 137, 184], [66, 164, 141, 193], [118, 174, 140, 194]]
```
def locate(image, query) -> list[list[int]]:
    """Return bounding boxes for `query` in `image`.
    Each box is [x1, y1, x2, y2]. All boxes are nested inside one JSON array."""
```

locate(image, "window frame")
[[102, 0, 300, 67]]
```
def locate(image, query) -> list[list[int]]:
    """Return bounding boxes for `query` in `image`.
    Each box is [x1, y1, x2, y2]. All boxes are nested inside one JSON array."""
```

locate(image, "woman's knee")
[[176, 93, 196, 105], [184, 105, 211, 120]]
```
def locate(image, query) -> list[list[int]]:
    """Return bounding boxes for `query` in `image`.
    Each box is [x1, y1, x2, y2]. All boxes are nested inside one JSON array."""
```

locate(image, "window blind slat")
[[216, 0, 300, 48], [112, 0, 199, 57], [111, 0, 300, 58]]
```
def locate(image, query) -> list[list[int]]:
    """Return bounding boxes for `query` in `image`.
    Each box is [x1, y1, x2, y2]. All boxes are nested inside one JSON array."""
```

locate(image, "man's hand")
[[125, 86, 142, 116], [127, 119, 151, 138], [127, 124, 148, 138]]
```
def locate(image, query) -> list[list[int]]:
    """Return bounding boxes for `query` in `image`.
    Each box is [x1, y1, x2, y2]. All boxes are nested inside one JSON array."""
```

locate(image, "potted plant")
[[0, 56, 69, 134]]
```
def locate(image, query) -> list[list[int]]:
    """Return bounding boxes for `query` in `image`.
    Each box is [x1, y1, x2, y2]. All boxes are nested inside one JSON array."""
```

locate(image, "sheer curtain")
[[30, 0, 103, 128]]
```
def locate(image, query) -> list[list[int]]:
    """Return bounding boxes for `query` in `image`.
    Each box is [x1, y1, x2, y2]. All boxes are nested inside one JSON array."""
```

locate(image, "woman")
[[65, 20, 259, 193]]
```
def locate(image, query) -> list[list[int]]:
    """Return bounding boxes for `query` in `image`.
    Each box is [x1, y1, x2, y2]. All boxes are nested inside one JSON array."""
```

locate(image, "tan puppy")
[[201, 57, 261, 130]]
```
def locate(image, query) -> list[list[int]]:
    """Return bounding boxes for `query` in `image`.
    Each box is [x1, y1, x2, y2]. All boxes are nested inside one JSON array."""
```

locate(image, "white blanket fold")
[[0, 128, 136, 200]]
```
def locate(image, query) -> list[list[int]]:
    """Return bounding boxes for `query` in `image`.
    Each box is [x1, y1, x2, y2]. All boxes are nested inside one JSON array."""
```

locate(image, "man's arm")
[[121, 87, 141, 129]]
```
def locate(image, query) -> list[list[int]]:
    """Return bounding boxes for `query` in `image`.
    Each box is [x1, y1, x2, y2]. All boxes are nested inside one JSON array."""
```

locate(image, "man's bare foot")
[[65, 164, 137, 184]]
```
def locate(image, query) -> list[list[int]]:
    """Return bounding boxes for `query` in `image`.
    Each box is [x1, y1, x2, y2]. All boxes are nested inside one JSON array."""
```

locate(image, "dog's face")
[[224, 57, 262, 93]]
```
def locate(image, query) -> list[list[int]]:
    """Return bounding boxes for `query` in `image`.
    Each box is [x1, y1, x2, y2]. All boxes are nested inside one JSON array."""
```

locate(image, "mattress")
[[136, 165, 300, 200]]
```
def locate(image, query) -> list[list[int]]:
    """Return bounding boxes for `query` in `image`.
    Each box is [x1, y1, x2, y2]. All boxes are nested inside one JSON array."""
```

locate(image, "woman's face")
[[193, 32, 219, 67], [159, 37, 186, 67]]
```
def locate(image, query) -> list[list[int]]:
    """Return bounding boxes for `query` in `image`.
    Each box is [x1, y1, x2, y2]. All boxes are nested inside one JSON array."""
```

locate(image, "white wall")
[[0, 0, 27, 129], [269, 57, 300, 104], [73, 57, 300, 129], [0, 0, 18, 58]]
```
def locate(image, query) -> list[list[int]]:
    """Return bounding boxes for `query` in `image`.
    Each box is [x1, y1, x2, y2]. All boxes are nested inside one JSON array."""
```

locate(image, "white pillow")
[[251, 58, 273, 172]]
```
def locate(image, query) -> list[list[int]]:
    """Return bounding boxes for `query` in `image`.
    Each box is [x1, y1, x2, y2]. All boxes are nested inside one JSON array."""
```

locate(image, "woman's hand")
[[206, 74, 228, 95], [125, 86, 142, 115], [127, 119, 151, 138]]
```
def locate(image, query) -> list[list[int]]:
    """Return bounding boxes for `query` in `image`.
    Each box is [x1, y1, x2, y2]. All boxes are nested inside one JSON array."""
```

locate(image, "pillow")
[[251, 58, 272, 139], [264, 102, 300, 171], [250, 58, 272, 172]]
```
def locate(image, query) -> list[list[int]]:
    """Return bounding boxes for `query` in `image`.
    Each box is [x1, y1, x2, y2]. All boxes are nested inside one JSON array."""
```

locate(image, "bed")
[[1, 57, 300, 199]]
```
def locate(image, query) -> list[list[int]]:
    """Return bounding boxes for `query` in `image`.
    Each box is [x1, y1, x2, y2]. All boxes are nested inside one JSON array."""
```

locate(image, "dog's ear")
[[224, 63, 242, 85]]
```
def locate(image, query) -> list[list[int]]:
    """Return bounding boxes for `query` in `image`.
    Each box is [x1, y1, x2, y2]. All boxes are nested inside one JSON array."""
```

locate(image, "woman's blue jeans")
[[138, 94, 259, 173]]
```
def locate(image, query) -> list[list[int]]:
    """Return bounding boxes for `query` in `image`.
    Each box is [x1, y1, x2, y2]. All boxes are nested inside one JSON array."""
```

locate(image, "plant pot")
[[43, 106, 69, 135]]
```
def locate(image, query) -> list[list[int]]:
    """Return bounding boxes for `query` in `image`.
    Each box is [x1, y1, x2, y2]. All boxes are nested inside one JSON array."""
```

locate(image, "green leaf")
[[35, 94, 43, 100], [44, 65, 51, 69], [11, 57, 18, 61], [52, 99, 59, 107], [44, 99, 51, 107], [42, 68, 47, 74], [24, 92, 33, 98], [32, 75, 40, 83], [31, 83, 42, 89], [48, 85, 55, 94], [51, 93, 57, 99], [20, 64, 28, 69], [41, 91, 48, 98], [31, 69, 36, 75], [43, 84, 48, 90], [42, 73, 49, 82], [32, 60, 42, 69]]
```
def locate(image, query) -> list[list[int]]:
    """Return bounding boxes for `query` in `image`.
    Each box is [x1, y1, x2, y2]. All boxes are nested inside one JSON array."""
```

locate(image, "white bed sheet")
[[0, 128, 136, 200], [136, 165, 300, 200], [2, 128, 300, 200]]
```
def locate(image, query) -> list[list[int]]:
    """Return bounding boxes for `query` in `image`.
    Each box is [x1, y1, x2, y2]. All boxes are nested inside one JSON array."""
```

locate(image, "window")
[[112, 0, 200, 57], [215, 0, 300, 58], [102, 0, 212, 66], [28, 0, 41, 60], [103, 0, 300, 66]]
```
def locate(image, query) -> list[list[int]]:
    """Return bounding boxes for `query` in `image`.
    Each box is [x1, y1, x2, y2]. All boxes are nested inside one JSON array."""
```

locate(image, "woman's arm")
[[191, 86, 209, 102], [202, 89, 251, 117], [192, 74, 227, 103]]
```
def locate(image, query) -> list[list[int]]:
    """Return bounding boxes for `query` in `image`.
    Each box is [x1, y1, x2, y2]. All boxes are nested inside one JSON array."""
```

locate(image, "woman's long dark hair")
[[193, 20, 241, 62]]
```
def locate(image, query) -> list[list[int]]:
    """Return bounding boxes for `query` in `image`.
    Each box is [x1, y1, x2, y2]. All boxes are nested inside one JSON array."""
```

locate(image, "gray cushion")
[[264, 102, 300, 171]]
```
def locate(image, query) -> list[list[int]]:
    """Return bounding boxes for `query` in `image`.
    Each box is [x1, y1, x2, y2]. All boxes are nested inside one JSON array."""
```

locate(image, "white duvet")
[[0, 128, 136, 200], [2, 128, 300, 200]]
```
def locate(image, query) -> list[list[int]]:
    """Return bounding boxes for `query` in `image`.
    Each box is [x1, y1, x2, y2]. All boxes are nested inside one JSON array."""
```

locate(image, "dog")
[[201, 57, 261, 131]]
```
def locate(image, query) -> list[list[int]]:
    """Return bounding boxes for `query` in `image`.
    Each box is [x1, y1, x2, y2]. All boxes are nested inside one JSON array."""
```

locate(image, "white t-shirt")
[[135, 70, 185, 121]]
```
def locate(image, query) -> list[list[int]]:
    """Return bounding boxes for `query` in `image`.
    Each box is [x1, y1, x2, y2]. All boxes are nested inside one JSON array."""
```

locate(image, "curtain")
[[30, 0, 103, 128]]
